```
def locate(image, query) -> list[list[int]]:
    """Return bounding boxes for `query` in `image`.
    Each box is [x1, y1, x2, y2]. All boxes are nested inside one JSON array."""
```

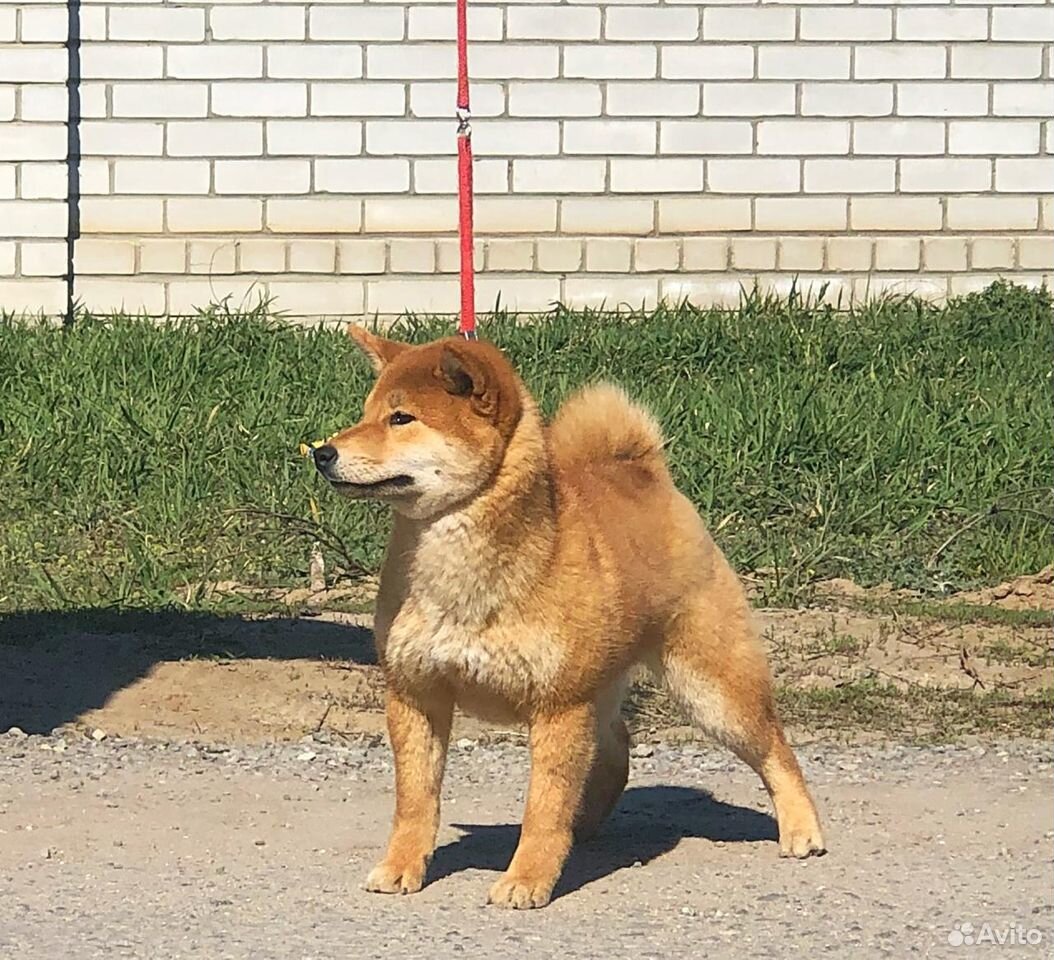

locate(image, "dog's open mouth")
[[328, 475, 414, 494]]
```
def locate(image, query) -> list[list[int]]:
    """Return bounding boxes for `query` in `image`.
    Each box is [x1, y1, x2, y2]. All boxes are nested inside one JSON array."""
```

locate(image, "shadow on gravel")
[[0, 608, 375, 734], [435, 785, 777, 900]]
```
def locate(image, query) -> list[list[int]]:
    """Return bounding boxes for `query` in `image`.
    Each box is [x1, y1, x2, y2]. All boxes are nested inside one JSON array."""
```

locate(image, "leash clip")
[[456, 106, 472, 136]]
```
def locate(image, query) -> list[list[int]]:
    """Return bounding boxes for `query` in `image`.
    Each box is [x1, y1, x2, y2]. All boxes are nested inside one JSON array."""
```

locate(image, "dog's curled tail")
[[550, 383, 667, 471]]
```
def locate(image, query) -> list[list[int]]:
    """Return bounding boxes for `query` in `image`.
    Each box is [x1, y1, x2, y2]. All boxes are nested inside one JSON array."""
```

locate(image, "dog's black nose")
[[313, 444, 338, 471]]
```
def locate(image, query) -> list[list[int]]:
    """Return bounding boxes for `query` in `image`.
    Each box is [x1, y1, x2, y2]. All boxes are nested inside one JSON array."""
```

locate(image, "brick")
[[660, 120, 752, 155], [827, 237, 873, 271], [366, 120, 453, 156], [1019, 237, 1054, 270], [854, 121, 944, 156], [167, 198, 262, 233], [486, 239, 535, 272], [275, 281, 370, 317], [567, 45, 657, 79], [474, 121, 561, 157], [20, 163, 68, 200], [413, 159, 509, 194], [992, 7, 1054, 41], [167, 45, 263, 80], [20, 241, 67, 277], [970, 238, 1015, 271], [364, 278, 458, 315], [476, 198, 558, 234], [267, 120, 362, 156], [757, 120, 850, 156], [268, 45, 363, 81], [0, 48, 65, 83], [0, 7, 14, 42], [80, 198, 164, 234], [564, 120, 656, 155], [779, 238, 825, 272], [188, 240, 237, 275], [167, 120, 263, 158], [851, 197, 942, 231], [896, 9, 987, 41], [363, 198, 456, 233], [0, 280, 66, 315], [471, 46, 560, 80], [287, 239, 337, 273], [512, 159, 605, 193], [703, 82, 795, 117], [658, 197, 751, 233], [731, 238, 777, 271], [0, 86, 17, 121], [855, 276, 947, 302], [0, 165, 13, 199], [310, 7, 404, 41], [901, 158, 991, 193], [709, 159, 799, 194], [0, 123, 65, 160], [633, 238, 680, 272], [801, 83, 892, 118], [409, 81, 505, 118], [611, 158, 703, 192], [81, 45, 162, 80], [949, 121, 1040, 156], [947, 197, 1039, 231], [109, 7, 204, 42], [216, 159, 311, 195], [855, 46, 946, 80], [236, 240, 285, 274], [315, 158, 410, 193], [897, 83, 987, 117], [140, 239, 188, 274], [703, 7, 793, 41], [923, 237, 968, 272], [951, 45, 1043, 80], [562, 277, 659, 310], [408, 7, 503, 41], [1, 200, 65, 238], [76, 279, 166, 316], [21, 7, 77, 43], [660, 276, 743, 308], [608, 83, 699, 118], [801, 8, 891, 41], [337, 239, 386, 275], [759, 46, 850, 80], [509, 82, 601, 117], [385, 239, 434, 273], [536, 239, 582, 273], [167, 279, 270, 316], [312, 82, 406, 117], [0, 242, 14, 276], [210, 7, 305, 41], [585, 238, 632, 272], [561, 198, 653, 235], [755, 198, 847, 232], [607, 8, 698, 41], [992, 83, 1054, 118], [366, 44, 455, 80], [473, 277, 563, 312], [212, 82, 307, 118], [115, 160, 210, 195], [79, 120, 161, 157], [662, 45, 751, 80], [508, 7, 600, 40], [78, 84, 110, 120], [948, 274, 1006, 297], [995, 158, 1054, 193], [804, 159, 895, 194], [112, 83, 208, 118], [436, 238, 487, 276], [874, 237, 921, 272], [682, 238, 728, 270]]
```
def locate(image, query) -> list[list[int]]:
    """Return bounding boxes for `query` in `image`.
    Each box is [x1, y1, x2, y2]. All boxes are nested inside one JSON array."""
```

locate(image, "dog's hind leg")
[[574, 679, 630, 842], [657, 576, 825, 859]]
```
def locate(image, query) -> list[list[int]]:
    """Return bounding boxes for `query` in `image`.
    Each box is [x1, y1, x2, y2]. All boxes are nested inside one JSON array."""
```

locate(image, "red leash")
[[456, 0, 476, 339]]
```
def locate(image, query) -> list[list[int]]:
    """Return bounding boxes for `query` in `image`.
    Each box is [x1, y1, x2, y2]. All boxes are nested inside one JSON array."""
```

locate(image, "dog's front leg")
[[488, 703, 596, 909], [365, 687, 453, 895]]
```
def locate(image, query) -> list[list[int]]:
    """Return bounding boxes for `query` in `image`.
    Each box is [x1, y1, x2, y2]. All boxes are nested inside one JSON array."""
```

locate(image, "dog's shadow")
[[429, 785, 777, 901]]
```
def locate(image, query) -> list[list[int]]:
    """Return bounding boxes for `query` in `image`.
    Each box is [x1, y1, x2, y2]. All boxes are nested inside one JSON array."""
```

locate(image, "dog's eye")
[[389, 411, 416, 427]]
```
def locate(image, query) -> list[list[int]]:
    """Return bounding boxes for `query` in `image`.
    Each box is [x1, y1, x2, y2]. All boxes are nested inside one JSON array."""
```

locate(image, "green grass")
[[0, 281, 1050, 614]]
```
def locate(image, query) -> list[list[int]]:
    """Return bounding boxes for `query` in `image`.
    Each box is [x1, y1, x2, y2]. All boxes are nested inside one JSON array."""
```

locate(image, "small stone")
[[254, 839, 266, 847], [91, 728, 107, 742], [631, 744, 654, 759], [41, 847, 56, 860], [296, 750, 317, 762], [456, 738, 476, 752], [680, 906, 697, 917], [5, 726, 27, 738]]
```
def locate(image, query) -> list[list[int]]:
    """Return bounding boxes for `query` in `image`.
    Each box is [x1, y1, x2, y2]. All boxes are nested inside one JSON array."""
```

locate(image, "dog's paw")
[[487, 872, 556, 910], [364, 857, 429, 895], [778, 822, 826, 859]]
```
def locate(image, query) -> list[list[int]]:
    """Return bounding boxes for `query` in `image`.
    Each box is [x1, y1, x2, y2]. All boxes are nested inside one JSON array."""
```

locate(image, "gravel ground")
[[1, 731, 1051, 959]]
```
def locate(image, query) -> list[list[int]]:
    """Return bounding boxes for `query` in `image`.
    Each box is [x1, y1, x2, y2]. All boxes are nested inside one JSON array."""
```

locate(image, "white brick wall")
[[0, 0, 1049, 316]]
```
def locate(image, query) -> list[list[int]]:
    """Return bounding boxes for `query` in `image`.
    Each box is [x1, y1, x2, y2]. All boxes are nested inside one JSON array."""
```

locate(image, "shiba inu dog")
[[313, 327, 825, 909]]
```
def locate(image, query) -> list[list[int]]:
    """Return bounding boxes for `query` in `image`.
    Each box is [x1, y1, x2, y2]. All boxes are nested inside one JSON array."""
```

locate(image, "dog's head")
[[312, 327, 524, 520]]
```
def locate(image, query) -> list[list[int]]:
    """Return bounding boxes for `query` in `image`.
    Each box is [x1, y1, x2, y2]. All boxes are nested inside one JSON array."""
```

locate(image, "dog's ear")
[[436, 344, 497, 418], [347, 325, 408, 373]]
